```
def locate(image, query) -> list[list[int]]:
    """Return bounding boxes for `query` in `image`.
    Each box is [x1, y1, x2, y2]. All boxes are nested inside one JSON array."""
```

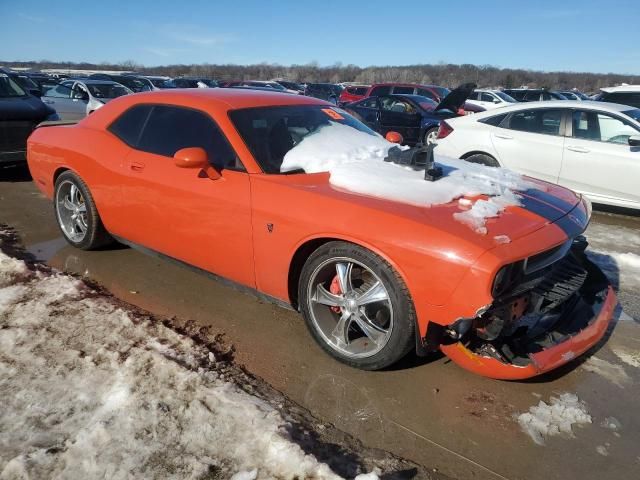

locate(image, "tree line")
[[3, 59, 639, 93]]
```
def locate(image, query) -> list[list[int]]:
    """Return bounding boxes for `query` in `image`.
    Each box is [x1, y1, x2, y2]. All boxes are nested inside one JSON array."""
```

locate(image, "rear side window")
[[524, 91, 541, 101], [601, 92, 640, 109], [108, 105, 153, 147], [506, 109, 563, 135], [416, 88, 437, 100], [370, 86, 391, 96], [136, 105, 243, 170], [392, 86, 414, 94], [480, 113, 507, 127]]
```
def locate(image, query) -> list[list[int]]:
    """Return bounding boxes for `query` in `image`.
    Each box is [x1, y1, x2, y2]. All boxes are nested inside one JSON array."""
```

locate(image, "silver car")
[[41, 79, 132, 120]]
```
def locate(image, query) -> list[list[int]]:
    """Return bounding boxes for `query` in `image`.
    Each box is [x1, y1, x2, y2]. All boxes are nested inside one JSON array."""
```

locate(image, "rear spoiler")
[[36, 120, 78, 129]]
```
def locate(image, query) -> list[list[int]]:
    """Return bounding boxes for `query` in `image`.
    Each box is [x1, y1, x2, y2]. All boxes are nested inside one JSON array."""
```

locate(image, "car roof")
[[75, 79, 121, 85], [117, 88, 329, 109], [601, 85, 640, 93], [466, 100, 637, 119]]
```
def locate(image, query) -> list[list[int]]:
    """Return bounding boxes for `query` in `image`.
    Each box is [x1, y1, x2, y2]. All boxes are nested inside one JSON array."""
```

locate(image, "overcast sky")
[[1, 0, 638, 74]]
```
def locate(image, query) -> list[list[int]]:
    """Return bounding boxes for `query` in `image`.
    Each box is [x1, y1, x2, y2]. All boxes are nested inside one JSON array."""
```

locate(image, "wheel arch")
[[287, 234, 412, 311], [460, 150, 500, 164]]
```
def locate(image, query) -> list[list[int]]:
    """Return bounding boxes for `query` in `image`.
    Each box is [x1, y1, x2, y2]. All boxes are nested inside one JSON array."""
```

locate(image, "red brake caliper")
[[329, 275, 342, 313]]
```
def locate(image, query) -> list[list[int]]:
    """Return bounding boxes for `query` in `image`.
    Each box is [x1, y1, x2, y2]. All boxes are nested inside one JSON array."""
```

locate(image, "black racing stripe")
[[517, 189, 587, 238], [518, 190, 567, 223], [519, 188, 577, 220], [554, 203, 589, 238]]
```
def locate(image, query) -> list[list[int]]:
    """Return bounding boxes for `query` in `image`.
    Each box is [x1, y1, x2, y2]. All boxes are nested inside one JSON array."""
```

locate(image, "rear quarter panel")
[[27, 124, 131, 235]]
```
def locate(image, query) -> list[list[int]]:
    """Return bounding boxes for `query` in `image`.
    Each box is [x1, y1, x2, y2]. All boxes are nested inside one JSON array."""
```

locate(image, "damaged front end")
[[439, 236, 616, 379]]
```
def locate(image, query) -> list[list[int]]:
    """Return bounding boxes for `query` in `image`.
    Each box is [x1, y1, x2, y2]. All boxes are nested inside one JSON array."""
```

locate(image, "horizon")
[[1, 0, 639, 76]]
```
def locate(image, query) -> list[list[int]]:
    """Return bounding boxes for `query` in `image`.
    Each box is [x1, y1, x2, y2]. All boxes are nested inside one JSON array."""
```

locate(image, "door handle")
[[130, 161, 145, 172], [494, 133, 513, 140], [566, 146, 590, 153], [43, 99, 54, 104]]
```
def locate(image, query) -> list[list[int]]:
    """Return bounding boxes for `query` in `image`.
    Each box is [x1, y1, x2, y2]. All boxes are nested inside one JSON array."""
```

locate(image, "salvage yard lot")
[[1, 165, 640, 480]]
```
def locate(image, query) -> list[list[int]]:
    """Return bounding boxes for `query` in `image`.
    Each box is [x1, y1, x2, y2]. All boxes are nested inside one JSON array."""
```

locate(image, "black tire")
[[464, 153, 500, 167], [424, 127, 439, 145], [299, 241, 415, 370], [54, 171, 113, 250]]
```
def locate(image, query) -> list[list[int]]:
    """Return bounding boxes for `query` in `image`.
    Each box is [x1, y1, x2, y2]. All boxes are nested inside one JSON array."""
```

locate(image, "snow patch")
[[493, 235, 512, 245], [280, 123, 539, 234], [517, 393, 591, 445], [0, 249, 359, 479], [612, 347, 640, 368], [582, 356, 630, 388]]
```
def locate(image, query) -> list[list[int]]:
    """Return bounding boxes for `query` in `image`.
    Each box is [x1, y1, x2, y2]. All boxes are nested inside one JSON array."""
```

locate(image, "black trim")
[[112, 235, 295, 312]]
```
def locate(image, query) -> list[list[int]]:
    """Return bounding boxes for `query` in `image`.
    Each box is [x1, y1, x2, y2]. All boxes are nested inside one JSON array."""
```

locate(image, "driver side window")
[[380, 98, 414, 114], [45, 84, 72, 98], [71, 84, 88, 100], [572, 110, 638, 144]]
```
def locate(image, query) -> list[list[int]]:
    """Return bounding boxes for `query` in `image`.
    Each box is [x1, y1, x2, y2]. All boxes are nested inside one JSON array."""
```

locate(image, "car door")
[[560, 109, 640, 207], [67, 83, 91, 119], [41, 82, 76, 120], [117, 104, 255, 287], [378, 96, 422, 143], [490, 108, 565, 182], [348, 97, 380, 131]]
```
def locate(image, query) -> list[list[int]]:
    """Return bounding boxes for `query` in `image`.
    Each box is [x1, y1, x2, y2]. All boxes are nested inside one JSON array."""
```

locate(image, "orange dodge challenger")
[[26, 89, 615, 379]]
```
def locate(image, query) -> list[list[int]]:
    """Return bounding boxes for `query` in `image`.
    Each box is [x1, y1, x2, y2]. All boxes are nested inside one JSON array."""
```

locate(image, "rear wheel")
[[299, 241, 415, 370], [424, 127, 439, 145], [464, 153, 500, 167], [54, 171, 113, 250]]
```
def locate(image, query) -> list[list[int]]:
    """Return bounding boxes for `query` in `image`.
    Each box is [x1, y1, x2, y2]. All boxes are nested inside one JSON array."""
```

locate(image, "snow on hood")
[[280, 123, 540, 234]]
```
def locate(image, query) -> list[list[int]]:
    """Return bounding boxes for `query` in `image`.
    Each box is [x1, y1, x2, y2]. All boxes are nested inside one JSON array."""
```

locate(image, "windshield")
[[495, 91, 516, 102], [229, 105, 378, 173], [117, 77, 147, 92], [623, 109, 640, 122], [0, 74, 27, 97], [87, 83, 131, 98]]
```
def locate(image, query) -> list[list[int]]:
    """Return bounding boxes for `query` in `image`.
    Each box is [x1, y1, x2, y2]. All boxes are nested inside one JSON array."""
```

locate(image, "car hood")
[[0, 95, 54, 121], [277, 173, 584, 255], [435, 82, 476, 112]]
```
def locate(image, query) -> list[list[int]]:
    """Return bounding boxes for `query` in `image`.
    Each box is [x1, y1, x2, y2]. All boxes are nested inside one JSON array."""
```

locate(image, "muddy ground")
[[1, 165, 639, 480]]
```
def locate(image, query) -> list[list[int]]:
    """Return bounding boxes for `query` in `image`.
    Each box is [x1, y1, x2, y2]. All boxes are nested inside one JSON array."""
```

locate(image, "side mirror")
[[493, 98, 500, 103], [174, 147, 221, 179], [73, 91, 88, 101], [30, 89, 42, 98], [385, 131, 404, 144], [629, 135, 640, 147]]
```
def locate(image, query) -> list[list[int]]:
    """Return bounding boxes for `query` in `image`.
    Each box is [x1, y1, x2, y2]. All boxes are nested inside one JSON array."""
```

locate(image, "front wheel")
[[54, 171, 113, 250], [299, 241, 415, 370]]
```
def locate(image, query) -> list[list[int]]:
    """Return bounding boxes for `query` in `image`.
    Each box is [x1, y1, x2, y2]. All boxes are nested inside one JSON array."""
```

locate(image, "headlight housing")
[[492, 260, 525, 298]]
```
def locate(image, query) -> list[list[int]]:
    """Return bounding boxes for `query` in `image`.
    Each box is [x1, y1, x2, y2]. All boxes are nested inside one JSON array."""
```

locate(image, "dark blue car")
[[344, 83, 477, 145]]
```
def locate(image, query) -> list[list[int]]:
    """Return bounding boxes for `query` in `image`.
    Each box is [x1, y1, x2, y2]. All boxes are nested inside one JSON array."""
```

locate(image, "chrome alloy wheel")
[[55, 180, 88, 243], [425, 129, 439, 145], [307, 257, 394, 358]]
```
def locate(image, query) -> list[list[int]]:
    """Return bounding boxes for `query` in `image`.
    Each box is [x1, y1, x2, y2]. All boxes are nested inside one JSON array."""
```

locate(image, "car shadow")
[[593, 202, 640, 218], [0, 164, 32, 182]]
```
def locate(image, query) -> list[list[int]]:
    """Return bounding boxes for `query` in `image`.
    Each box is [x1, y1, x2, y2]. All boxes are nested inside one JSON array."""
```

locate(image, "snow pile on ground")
[[281, 123, 539, 234], [0, 247, 378, 480], [517, 393, 592, 445]]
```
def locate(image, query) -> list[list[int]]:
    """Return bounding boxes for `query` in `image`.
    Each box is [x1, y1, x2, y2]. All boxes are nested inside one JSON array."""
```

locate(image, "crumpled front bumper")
[[440, 272, 616, 380]]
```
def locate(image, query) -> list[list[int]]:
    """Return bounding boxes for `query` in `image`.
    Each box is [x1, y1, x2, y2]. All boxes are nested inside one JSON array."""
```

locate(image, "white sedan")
[[435, 100, 640, 210], [465, 89, 517, 110]]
